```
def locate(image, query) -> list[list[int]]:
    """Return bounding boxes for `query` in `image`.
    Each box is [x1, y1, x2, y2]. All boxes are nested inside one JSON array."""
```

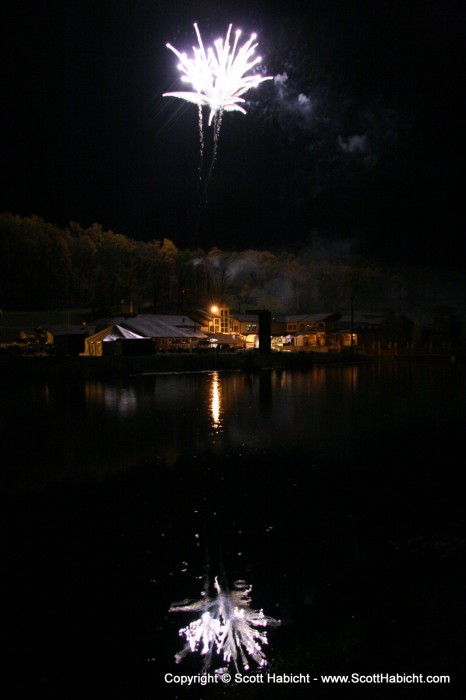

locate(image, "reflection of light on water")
[[170, 577, 280, 672], [85, 382, 138, 416], [104, 387, 137, 415], [210, 372, 223, 432]]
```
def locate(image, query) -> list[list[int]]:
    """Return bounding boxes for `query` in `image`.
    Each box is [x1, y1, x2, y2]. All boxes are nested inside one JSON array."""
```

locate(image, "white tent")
[[83, 324, 145, 356]]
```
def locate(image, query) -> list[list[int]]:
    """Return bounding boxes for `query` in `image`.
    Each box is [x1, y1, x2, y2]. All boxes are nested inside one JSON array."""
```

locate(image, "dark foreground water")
[[1, 360, 465, 698]]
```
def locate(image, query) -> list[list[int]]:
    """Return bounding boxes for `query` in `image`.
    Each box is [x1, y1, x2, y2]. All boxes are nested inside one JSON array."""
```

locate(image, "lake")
[[1, 360, 464, 698]]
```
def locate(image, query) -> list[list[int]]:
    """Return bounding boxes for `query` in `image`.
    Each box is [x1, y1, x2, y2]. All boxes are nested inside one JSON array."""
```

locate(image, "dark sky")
[[1, 0, 464, 267]]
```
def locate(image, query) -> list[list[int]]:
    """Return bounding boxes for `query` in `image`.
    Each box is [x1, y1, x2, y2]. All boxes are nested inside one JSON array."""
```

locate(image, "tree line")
[[0, 212, 464, 344]]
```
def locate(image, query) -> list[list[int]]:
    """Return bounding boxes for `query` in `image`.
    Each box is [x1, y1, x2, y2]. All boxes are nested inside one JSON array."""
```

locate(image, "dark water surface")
[[1, 361, 465, 698]]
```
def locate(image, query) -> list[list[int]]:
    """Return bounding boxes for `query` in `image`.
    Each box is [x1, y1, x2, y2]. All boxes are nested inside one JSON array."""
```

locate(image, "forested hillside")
[[1, 213, 463, 325]]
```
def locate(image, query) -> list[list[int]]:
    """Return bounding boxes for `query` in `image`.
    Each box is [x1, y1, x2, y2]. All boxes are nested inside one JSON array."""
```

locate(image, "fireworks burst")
[[163, 23, 272, 125], [163, 24, 272, 210], [170, 577, 280, 672]]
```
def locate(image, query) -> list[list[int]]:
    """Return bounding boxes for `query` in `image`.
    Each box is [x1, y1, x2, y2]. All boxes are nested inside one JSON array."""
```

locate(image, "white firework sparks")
[[170, 577, 280, 672], [163, 23, 272, 125]]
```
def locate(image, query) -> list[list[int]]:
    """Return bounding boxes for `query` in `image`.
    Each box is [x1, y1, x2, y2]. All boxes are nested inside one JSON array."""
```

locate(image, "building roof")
[[335, 312, 386, 329], [284, 313, 341, 323], [108, 314, 207, 339], [230, 314, 260, 322], [44, 325, 89, 336]]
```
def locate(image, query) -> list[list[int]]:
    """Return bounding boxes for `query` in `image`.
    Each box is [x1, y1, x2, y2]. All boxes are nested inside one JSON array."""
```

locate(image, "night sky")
[[1, 0, 464, 267]]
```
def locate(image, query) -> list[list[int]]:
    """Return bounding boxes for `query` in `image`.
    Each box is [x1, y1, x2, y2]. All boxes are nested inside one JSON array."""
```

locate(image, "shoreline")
[[0, 350, 372, 380], [1, 349, 462, 381]]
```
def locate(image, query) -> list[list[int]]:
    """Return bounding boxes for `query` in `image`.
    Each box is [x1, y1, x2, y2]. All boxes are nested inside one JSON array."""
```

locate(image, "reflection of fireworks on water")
[[170, 577, 280, 672]]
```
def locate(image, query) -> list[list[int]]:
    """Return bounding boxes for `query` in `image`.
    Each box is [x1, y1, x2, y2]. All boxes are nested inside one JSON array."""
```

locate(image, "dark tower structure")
[[247, 309, 272, 354]]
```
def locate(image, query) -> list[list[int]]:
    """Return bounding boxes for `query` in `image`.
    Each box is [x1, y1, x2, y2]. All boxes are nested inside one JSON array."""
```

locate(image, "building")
[[189, 306, 247, 349], [332, 312, 386, 351], [43, 325, 89, 355], [190, 305, 232, 333], [227, 312, 342, 351], [85, 314, 207, 354]]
